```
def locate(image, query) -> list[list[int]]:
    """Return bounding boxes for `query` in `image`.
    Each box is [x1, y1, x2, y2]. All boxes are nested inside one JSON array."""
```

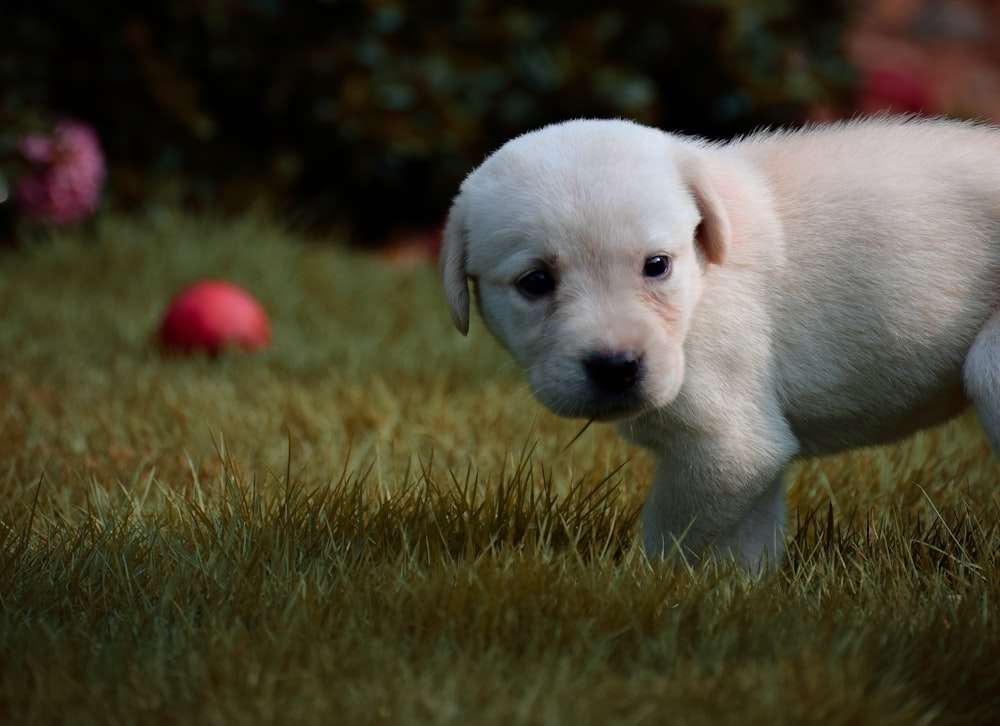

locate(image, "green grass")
[[2, 212, 999, 724]]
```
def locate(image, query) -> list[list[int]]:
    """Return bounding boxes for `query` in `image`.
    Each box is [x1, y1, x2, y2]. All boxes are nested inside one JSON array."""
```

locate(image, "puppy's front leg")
[[642, 466, 788, 572], [635, 416, 796, 572]]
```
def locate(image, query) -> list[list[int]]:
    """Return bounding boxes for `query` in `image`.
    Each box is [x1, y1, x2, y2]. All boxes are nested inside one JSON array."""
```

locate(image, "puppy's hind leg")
[[963, 310, 1000, 453]]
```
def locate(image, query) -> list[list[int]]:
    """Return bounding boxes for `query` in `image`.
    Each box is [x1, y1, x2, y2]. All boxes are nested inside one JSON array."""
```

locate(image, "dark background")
[[0, 0, 879, 244]]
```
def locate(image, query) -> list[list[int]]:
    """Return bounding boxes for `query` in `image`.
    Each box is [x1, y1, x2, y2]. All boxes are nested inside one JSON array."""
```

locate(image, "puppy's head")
[[442, 119, 730, 420]]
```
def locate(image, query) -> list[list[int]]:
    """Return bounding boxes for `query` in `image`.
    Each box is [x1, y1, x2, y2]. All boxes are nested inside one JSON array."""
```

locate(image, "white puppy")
[[440, 117, 1000, 570]]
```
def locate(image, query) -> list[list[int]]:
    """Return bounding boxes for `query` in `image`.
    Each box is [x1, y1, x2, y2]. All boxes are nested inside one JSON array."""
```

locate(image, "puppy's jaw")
[[525, 339, 687, 422], [534, 388, 656, 422], [529, 375, 683, 422]]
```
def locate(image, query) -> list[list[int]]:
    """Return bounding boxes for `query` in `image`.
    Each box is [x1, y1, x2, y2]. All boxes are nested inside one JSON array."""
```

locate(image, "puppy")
[[440, 117, 1000, 570]]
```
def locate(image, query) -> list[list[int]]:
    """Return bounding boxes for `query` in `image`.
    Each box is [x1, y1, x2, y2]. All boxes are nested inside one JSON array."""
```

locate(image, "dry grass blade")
[[563, 416, 596, 452]]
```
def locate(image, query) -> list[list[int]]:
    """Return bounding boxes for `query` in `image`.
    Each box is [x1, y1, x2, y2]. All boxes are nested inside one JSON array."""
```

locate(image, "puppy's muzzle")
[[583, 352, 644, 395]]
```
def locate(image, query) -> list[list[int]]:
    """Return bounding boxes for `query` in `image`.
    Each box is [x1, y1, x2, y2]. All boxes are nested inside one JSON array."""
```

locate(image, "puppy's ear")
[[440, 195, 471, 335], [683, 157, 731, 266]]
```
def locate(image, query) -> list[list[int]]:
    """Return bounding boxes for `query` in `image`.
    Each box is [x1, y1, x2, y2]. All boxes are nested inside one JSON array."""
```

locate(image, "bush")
[[1, 0, 855, 241]]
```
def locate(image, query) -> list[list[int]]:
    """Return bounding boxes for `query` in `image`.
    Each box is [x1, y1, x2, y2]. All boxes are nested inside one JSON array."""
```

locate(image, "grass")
[[2, 211, 999, 724]]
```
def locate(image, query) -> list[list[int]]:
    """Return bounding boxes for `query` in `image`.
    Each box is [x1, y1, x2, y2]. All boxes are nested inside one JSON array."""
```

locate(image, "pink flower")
[[15, 120, 106, 225]]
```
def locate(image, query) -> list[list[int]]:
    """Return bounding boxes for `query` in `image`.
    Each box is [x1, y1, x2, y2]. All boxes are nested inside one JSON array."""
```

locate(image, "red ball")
[[159, 280, 271, 356]]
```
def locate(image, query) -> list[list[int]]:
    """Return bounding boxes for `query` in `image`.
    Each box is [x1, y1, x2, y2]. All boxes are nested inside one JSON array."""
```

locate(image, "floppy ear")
[[682, 157, 731, 266], [440, 195, 471, 335]]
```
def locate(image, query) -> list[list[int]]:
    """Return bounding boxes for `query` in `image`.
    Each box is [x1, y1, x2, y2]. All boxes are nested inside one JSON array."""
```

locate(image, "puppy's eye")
[[643, 255, 671, 278], [517, 269, 556, 298]]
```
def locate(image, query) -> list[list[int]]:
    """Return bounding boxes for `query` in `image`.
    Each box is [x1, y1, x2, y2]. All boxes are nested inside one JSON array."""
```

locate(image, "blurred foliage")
[[0, 0, 856, 241]]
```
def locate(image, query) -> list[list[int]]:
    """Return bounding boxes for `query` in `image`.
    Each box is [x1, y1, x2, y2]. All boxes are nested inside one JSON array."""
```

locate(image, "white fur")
[[441, 117, 1000, 570]]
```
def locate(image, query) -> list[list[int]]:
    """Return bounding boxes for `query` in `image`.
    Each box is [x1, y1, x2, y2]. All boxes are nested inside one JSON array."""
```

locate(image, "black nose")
[[583, 352, 643, 394]]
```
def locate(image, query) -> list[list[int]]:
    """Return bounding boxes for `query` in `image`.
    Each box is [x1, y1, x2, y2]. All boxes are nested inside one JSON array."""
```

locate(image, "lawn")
[[1, 212, 999, 724]]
